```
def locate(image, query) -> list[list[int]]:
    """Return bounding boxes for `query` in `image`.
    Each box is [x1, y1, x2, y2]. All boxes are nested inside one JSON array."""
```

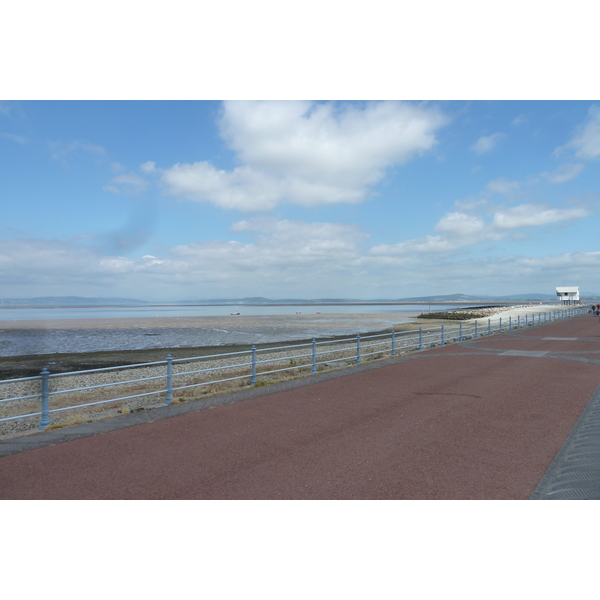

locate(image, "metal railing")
[[0, 306, 588, 432]]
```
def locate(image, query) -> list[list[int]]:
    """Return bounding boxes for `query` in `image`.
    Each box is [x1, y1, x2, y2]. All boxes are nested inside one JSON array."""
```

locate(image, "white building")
[[556, 286, 580, 305]]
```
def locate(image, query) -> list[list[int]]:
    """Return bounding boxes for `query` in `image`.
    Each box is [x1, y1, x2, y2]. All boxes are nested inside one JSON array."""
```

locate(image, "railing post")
[[441, 325, 445, 346], [474, 320, 478, 338], [499, 317, 502, 333], [355, 334, 361, 364], [509, 316, 512, 330], [419, 327, 423, 350], [311, 339, 317, 373], [488, 318, 491, 336], [459, 321, 463, 342], [165, 354, 173, 405], [39, 367, 50, 430], [251, 345, 257, 385], [391, 330, 396, 356], [517, 315, 520, 328]]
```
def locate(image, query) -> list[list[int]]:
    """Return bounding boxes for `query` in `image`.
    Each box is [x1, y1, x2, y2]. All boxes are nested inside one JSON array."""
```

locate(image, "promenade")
[[1, 313, 599, 499]]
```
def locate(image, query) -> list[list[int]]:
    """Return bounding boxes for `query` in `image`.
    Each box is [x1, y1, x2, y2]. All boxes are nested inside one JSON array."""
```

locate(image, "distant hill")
[[178, 297, 354, 304], [394, 292, 600, 302], [496, 293, 558, 300], [3, 292, 598, 307], [0, 296, 148, 306], [395, 293, 484, 303]]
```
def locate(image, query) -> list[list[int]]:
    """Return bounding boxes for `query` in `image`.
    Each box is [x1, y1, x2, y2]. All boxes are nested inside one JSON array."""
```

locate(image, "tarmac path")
[[1, 314, 599, 499]]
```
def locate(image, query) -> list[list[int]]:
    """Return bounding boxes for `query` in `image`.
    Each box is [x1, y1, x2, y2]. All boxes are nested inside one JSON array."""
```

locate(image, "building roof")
[[556, 286, 579, 293]]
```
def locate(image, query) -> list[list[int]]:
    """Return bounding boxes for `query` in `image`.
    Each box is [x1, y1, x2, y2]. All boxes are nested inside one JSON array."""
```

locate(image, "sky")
[[1, 99, 599, 301], [2, 3, 599, 302]]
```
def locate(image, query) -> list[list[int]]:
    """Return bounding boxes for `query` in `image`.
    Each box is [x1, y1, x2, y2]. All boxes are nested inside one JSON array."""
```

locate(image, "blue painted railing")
[[0, 307, 589, 431]]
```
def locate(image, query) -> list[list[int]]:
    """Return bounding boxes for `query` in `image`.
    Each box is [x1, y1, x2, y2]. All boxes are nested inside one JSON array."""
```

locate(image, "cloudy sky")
[[1, 100, 599, 300]]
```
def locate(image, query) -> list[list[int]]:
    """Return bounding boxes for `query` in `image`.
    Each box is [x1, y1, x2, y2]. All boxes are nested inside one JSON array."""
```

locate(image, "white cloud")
[[470, 133, 505, 155], [371, 235, 460, 256], [453, 198, 491, 212], [559, 104, 600, 160], [486, 177, 520, 194], [491, 204, 590, 230], [104, 172, 149, 195], [0, 132, 27, 144], [543, 163, 585, 183], [0, 219, 372, 298], [175, 218, 369, 267], [140, 161, 156, 173], [371, 210, 488, 257], [161, 101, 449, 211], [162, 163, 284, 210], [434, 212, 485, 236], [379, 251, 600, 296], [2, 215, 600, 300], [110, 162, 126, 173], [48, 140, 106, 166], [370, 201, 592, 260]]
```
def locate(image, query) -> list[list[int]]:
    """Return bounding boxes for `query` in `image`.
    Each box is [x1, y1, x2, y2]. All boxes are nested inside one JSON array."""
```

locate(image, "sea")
[[0, 303, 477, 357]]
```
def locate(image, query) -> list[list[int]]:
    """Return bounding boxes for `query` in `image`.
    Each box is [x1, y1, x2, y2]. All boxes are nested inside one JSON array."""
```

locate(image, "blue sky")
[[1, 100, 599, 300]]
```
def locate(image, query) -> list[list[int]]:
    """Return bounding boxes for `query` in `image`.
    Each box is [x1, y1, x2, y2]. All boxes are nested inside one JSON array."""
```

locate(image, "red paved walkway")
[[1, 315, 599, 499]]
